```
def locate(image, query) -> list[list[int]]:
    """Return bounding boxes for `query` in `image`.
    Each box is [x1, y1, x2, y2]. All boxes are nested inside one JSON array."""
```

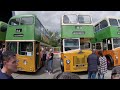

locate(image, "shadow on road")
[[73, 71, 88, 75], [53, 69, 62, 74]]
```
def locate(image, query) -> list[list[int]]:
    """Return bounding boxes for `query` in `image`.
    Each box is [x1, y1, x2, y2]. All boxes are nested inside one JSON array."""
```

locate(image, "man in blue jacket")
[[87, 49, 100, 79]]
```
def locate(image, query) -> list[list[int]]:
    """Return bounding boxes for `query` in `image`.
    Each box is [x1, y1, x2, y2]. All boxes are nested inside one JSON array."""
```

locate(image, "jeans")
[[98, 73, 104, 79], [88, 71, 96, 79], [45, 60, 48, 70], [48, 60, 53, 73]]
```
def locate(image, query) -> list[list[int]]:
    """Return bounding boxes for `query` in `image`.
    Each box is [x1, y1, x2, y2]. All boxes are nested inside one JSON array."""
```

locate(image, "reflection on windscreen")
[[78, 15, 91, 24], [9, 17, 34, 25], [63, 14, 78, 24], [80, 42, 90, 49], [21, 17, 33, 25], [63, 15, 91, 24], [109, 19, 118, 26], [64, 39, 79, 51], [6, 42, 17, 53], [9, 18, 20, 25]]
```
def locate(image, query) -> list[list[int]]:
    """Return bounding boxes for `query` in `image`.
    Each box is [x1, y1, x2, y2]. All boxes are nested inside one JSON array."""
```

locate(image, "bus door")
[[35, 41, 40, 69]]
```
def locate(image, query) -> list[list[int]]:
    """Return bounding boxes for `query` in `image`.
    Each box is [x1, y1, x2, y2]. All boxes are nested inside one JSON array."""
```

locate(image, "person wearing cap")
[[111, 66, 120, 79], [53, 72, 80, 79], [87, 49, 100, 79]]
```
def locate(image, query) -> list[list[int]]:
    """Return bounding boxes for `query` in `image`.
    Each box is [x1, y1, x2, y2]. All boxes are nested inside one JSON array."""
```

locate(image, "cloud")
[[15, 11, 120, 32]]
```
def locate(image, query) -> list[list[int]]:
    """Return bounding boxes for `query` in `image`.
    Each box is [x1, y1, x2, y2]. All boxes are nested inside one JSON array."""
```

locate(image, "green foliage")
[[48, 30, 61, 47]]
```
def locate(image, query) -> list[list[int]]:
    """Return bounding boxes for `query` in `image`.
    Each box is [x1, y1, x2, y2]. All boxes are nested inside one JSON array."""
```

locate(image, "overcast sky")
[[15, 11, 120, 32]]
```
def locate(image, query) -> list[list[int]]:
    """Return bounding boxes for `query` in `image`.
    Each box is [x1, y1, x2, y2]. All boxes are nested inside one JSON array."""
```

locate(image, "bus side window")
[[96, 43, 101, 50], [92, 44, 95, 49], [103, 39, 107, 50], [107, 39, 112, 50]]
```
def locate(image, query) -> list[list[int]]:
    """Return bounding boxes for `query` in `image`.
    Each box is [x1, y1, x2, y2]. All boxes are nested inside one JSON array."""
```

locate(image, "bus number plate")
[[72, 31, 85, 35]]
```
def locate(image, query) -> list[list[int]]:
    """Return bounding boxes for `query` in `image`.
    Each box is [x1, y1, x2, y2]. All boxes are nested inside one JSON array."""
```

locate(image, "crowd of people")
[[0, 46, 120, 79]]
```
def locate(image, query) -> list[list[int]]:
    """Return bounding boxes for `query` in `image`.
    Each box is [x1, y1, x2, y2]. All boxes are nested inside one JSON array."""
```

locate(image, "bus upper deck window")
[[9, 18, 20, 25], [63, 15, 69, 24], [63, 14, 78, 24], [21, 17, 34, 25], [78, 15, 91, 24], [109, 18, 118, 26], [118, 20, 120, 25]]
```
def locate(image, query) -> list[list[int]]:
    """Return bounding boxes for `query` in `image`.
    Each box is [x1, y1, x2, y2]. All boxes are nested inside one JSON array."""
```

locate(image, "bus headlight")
[[66, 60, 70, 64], [116, 56, 118, 59], [23, 60, 27, 65]]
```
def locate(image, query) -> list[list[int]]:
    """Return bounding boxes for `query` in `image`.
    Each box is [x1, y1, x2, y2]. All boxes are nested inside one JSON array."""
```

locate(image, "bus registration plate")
[[72, 31, 85, 35]]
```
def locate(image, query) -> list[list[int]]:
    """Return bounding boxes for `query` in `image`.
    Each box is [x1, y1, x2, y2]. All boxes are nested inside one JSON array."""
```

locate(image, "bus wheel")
[[60, 59, 64, 72], [106, 55, 114, 70]]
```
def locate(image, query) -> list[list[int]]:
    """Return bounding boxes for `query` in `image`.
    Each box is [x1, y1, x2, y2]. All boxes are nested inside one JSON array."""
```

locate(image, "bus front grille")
[[73, 56, 85, 66]]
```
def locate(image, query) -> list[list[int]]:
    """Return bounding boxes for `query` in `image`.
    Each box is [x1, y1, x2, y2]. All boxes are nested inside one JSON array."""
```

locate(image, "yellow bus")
[[5, 14, 50, 72], [60, 14, 94, 72]]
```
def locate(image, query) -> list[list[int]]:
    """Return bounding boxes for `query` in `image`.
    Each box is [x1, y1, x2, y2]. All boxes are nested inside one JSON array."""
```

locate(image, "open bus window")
[[96, 43, 101, 50], [6, 42, 17, 54], [109, 19, 118, 26], [19, 42, 33, 56], [63, 14, 78, 24], [113, 38, 120, 48], [64, 39, 79, 51], [21, 17, 34, 25], [9, 18, 20, 25], [78, 15, 91, 24]]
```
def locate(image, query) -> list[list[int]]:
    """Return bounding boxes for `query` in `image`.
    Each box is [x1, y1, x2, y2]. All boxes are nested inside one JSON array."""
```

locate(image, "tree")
[[48, 30, 61, 47]]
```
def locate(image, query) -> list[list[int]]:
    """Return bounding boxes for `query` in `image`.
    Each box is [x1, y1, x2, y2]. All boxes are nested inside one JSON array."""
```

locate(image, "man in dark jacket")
[[0, 51, 18, 79], [87, 49, 100, 79], [0, 46, 3, 69]]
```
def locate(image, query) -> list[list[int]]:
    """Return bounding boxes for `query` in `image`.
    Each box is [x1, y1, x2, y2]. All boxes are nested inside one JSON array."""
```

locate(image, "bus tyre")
[[60, 59, 64, 72], [106, 55, 114, 70]]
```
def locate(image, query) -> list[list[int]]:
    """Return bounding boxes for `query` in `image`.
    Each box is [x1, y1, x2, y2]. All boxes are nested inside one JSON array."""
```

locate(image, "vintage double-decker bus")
[[0, 21, 7, 50], [91, 16, 120, 70], [60, 14, 94, 72], [5, 14, 50, 72]]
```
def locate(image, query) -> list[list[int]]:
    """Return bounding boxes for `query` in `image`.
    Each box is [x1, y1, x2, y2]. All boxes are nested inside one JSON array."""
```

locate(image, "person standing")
[[0, 47, 3, 69], [87, 49, 100, 79], [47, 49, 54, 75], [97, 51, 107, 79]]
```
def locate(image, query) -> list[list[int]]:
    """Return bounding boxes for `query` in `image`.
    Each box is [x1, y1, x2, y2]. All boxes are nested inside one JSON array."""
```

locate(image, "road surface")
[[12, 58, 112, 79]]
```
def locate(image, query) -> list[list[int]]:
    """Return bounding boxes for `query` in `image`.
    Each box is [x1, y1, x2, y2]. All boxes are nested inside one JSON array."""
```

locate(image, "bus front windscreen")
[[64, 39, 79, 51], [80, 42, 91, 49]]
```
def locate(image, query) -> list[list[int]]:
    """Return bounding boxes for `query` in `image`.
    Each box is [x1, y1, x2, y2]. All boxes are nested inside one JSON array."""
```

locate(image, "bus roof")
[[10, 14, 37, 19], [94, 16, 120, 26]]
